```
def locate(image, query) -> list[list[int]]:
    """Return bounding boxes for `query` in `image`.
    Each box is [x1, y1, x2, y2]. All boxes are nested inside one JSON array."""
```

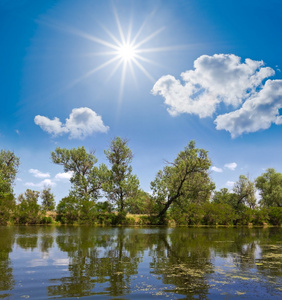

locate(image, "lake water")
[[0, 226, 281, 299]]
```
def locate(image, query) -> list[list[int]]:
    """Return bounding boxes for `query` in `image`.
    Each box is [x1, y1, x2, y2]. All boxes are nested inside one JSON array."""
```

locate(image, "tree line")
[[0, 138, 281, 226]]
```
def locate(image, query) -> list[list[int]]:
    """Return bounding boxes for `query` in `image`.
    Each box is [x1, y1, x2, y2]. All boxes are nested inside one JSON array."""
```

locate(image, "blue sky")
[[1, 0, 282, 203]]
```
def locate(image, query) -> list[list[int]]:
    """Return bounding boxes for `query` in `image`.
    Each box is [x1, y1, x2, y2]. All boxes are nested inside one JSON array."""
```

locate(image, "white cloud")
[[34, 116, 68, 136], [215, 80, 282, 137], [152, 54, 274, 118], [55, 171, 74, 180], [211, 166, 223, 173], [152, 54, 282, 137], [29, 168, 50, 178], [224, 162, 237, 171], [226, 181, 235, 187], [25, 179, 56, 188], [34, 107, 109, 139]]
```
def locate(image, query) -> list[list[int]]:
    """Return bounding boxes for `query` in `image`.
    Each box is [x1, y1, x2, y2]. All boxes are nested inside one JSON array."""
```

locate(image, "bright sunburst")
[[117, 44, 136, 61], [54, 7, 182, 102]]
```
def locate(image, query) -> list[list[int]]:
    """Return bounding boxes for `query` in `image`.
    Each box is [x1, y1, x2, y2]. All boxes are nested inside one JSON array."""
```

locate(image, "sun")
[[118, 44, 136, 61], [59, 7, 181, 102]]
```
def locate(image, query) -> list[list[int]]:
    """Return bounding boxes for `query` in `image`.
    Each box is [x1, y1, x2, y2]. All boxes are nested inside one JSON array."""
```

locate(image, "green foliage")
[[0, 150, 19, 224], [203, 203, 236, 225], [126, 190, 153, 214], [40, 216, 53, 224], [233, 175, 256, 210], [51, 146, 107, 202], [252, 208, 269, 225], [268, 207, 282, 225], [41, 187, 56, 211], [256, 168, 282, 208], [104, 137, 139, 215], [56, 195, 79, 224], [151, 140, 214, 223], [235, 206, 253, 225], [0, 150, 20, 197], [212, 188, 234, 205], [16, 189, 41, 224], [0, 194, 16, 225]]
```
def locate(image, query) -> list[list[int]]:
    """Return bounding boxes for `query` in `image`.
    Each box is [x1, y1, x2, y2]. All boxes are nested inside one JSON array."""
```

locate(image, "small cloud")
[[211, 166, 223, 173], [226, 181, 235, 187], [29, 169, 50, 178], [25, 179, 56, 188], [224, 162, 237, 171], [15, 129, 20, 135], [35, 107, 109, 139], [55, 171, 74, 180], [16, 178, 22, 182]]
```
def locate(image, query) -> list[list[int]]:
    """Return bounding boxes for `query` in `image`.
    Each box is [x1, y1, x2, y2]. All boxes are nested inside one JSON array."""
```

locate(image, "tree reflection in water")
[[0, 227, 15, 298], [0, 226, 281, 299]]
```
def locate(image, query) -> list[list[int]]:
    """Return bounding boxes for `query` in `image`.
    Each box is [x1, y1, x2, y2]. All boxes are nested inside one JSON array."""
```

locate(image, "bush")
[[40, 216, 53, 224], [268, 207, 282, 225]]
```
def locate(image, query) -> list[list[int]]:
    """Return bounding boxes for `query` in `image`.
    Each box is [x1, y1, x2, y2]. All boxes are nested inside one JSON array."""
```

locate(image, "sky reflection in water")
[[0, 226, 281, 299]]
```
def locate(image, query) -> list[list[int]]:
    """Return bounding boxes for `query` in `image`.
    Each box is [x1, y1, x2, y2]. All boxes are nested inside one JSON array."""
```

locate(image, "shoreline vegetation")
[[1, 138, 282, 226]]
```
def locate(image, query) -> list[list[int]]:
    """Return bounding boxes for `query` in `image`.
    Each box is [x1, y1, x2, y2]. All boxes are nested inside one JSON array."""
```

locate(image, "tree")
[[51, 146, 107, 202], [104, 137, 139, 215], [126, 190, 152, 214], [41, 186, 56, 211], [255, 168, 282, 207], [150, 140, 214, 222], [0, 150, 20, 224], [0, 150, 20, 197], [17, 189, 41, 224], [212, 188, 234, 205], [233, 175, 256, 210], [56, 195, 80, 224]]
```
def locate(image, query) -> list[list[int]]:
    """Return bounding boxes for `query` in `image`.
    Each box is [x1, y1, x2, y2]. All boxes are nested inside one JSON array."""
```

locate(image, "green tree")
[[233, 175, 256, 210], [41, 186, 56, 211], [0, 150, 20, 224], [212, 188, 234, 205], [0, 150, 20, 197], [17, 189, 41, 224], [255, 168, 282, 207], [51, 147, 108, 222], [104, 137, 139, 215], [56, 195, 80, 224], [150, 140, 214, 223], [126, 190, 152, 214]]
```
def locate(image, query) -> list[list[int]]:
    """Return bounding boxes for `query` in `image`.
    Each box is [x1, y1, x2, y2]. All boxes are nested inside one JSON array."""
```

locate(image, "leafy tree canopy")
[[0, 150, 20, 197], [151, 140, 214, 221], [104, 137, 140, 214], [51, 146, 108, 202], [256, 168, 282, 207]]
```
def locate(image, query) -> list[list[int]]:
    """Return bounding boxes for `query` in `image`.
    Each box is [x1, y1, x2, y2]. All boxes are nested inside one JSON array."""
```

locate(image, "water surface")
[[0, 226, 281, 299]]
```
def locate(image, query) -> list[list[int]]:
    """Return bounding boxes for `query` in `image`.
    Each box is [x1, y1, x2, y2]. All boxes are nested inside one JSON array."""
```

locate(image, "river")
[[0, 226, 281, 299]]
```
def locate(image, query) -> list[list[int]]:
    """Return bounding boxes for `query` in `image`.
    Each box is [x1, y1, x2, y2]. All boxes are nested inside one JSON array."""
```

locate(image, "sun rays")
[[65, 7, 171, 102], [38, 6, 184, 105]]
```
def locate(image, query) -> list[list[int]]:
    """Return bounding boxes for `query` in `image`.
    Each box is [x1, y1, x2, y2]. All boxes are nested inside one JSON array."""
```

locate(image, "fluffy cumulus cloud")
[[211, 166, 223, 173], [34, 107, 109, 139], [25, 179, 56, 188], [152, 54, 282, 137], [29, 169, 50, 178], [215, 80, 282, 137], [224, 162, 237, 171], [55, 171, 74, 180]]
